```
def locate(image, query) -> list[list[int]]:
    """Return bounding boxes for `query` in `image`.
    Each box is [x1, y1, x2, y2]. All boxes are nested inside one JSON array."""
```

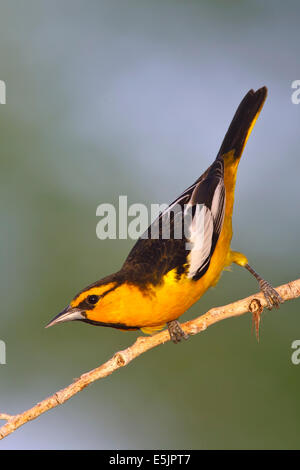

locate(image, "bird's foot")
[[259, 279, 284, 310], [167, 320, 189, 344]]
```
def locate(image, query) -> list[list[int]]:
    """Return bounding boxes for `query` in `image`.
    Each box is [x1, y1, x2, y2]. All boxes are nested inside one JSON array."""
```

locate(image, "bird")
[[46, 86, 283, 343]]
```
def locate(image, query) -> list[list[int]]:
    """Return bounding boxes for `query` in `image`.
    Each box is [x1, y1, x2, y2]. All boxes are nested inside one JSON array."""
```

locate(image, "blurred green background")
[[0, 0, 299, 450]]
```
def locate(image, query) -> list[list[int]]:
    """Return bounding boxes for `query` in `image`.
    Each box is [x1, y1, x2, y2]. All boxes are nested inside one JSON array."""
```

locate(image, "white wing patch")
[[187, 205, 213, 279], [211, 180, 225, 233], [186, 179, 225, 279]]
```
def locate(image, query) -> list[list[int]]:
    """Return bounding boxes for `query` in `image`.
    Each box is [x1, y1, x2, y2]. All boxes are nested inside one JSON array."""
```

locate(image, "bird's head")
[[46, 279, 123, 329]]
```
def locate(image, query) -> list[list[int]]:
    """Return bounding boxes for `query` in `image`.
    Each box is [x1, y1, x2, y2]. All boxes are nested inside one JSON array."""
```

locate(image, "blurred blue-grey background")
[[0, 0, 299, 449]]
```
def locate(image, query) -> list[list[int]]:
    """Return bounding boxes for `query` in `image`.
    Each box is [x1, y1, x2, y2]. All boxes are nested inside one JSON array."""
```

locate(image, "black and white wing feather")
[[123, 158, 225, 286], [185, 158, 225, 279]]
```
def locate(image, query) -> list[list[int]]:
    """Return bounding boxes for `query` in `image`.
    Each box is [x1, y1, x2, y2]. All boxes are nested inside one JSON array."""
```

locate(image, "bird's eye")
[[87, 295, 99, 305]]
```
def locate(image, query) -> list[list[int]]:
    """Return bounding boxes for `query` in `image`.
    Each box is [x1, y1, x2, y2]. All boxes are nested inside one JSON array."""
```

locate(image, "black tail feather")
[[217, 87, 267, 160]]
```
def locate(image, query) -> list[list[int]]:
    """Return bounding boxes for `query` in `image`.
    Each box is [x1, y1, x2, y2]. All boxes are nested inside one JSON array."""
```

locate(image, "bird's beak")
[[45, 306, 85, 328]]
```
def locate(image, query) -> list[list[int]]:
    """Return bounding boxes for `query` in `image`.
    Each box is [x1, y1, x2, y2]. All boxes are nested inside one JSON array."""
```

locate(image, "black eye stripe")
[[75, 285, 119, 311]]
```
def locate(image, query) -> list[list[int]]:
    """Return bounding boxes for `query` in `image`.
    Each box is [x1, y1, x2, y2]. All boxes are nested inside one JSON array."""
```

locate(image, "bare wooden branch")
[[0, 278, 299, 440]]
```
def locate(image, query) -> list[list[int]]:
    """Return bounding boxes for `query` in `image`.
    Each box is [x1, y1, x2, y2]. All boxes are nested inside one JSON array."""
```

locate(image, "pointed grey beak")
[[45, 306, 85, 328]]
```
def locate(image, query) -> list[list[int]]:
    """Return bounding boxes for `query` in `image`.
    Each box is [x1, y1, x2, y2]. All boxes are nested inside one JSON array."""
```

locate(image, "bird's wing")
[[122, 158, 225, 285]]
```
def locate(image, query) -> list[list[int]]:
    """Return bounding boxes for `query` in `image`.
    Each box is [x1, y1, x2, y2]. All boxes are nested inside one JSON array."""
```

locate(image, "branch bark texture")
[[0, 279, 299, 440]]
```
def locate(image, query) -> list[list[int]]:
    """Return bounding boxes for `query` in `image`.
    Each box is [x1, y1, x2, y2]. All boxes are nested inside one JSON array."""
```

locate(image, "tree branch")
[[1, 278, 299, 440]]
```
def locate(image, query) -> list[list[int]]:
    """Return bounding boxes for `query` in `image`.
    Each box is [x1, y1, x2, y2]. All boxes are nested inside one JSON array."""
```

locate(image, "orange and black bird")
[[46, 86, 283, 343]]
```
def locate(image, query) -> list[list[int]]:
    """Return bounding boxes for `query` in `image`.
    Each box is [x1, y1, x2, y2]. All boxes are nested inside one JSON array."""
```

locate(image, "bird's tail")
[[217, 86, 267, 160]]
